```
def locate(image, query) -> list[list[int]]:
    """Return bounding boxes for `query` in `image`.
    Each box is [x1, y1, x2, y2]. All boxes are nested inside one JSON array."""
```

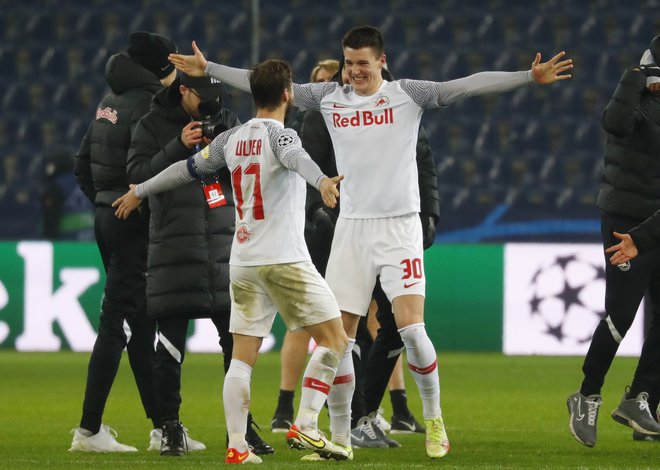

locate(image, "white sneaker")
[[69, 425, 138, 452], [148, 426, 206, 451], [375, 407, 391, 433]]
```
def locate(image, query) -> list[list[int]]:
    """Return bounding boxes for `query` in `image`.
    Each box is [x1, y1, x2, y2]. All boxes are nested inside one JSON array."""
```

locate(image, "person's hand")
[[530, 51, 573, 84], [181, 121, 203, 149], [168, 40, 207, 77], [112, 184, 142, 219], [605, 231, 639, 265], [420, 213, 437, 249], [319, 175, 344, 209], [311, 206, 337, 236]]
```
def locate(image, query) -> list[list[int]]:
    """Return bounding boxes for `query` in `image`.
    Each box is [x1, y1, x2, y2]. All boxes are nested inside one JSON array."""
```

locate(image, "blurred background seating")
[[1, 0, 656, 241]]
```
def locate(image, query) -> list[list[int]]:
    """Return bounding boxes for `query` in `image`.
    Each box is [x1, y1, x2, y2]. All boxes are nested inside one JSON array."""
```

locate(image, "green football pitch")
[[0, 351, 657, 469]]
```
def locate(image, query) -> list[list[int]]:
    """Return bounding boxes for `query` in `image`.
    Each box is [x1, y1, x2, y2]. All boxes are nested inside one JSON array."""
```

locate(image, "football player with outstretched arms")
[[168, 25, 572, 459]]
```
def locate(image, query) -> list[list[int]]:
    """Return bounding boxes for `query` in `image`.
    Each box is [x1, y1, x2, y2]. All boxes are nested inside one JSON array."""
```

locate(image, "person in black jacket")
[[127, 73, 272, 456], [71, 31, 179, 452], [567, 40, 660, 448]]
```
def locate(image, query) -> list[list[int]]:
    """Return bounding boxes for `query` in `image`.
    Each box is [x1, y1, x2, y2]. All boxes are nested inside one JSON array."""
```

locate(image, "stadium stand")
[[0, 0, 657, 241]]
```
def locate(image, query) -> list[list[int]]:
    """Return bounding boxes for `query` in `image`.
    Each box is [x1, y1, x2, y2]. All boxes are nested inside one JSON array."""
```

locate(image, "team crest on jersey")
[[374, 95, 390, 107], [236, 224, 251, 244], [200, 146, 210, 159], [277, 134, 295, 147]]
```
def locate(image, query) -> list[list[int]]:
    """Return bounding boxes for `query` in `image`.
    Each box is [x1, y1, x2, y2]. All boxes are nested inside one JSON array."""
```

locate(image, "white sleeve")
[[293, 82, 339, 111], [135, 161, 194, 198], [205, 62, 251, 92], [399, 71, 533, 108], [269, 126, 325, 189]]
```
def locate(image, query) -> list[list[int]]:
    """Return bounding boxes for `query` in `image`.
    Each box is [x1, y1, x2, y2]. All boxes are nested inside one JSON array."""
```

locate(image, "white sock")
[[295, 346, 339, 431], [223, 359, 252, 452], [326, 339, 355, 447], [399, 323, 441, 419]]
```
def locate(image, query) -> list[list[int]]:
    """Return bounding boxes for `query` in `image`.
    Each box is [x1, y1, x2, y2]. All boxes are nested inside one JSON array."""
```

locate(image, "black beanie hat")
[[650, 35, 660, 65], [127, 31, 178, 79]]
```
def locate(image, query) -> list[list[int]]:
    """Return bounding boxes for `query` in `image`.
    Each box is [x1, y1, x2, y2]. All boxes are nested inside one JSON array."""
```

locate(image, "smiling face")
[[343, 46, 385, 96]]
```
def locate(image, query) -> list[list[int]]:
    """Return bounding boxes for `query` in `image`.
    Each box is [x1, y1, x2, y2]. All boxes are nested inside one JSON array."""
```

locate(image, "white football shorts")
[[325, 213, 425, 316], [229, 261, 341, 337]]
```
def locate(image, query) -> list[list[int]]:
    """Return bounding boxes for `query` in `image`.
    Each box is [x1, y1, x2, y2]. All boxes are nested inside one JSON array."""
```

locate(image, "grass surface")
[[0, 351, 658, 469]]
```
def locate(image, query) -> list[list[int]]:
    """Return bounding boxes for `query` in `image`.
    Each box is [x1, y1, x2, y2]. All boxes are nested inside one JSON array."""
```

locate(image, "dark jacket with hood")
[[74, 53, 162, 207], [127, 79, 240, 320], [598, 68, 660, 220]]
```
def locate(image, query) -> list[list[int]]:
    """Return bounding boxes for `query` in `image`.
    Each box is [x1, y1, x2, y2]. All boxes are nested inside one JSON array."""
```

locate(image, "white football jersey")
[[293, 72, 532, 218], [192, 118, 312, 266]]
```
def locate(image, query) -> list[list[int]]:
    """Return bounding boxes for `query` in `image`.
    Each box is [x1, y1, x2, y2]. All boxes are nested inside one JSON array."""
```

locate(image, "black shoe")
[[270, 415, 293, 433], [390, 413, 426, 434], [247, 414, 275, 455], [633, 430, 660, 441], [161, 420, 186, 456]]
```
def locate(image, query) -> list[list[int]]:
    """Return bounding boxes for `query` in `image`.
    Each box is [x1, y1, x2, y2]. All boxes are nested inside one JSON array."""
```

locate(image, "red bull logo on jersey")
[[332, 108, 394, 128], [374, 94, 390, 107], [235, 139, 262, 157]]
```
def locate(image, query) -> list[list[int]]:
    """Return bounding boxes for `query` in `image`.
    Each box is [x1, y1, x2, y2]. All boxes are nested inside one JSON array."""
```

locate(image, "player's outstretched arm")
[[530, 51, 573, 84], [605, 232, 639, 265], [319, 175, 344, 209], [169, 40, 207, 77], [112, 185, 142, 220]]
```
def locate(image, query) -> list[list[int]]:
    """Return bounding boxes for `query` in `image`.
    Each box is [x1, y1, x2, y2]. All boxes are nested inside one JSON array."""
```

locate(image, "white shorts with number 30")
[[229, 261, 341, 338], [325, 213, 425, 316]]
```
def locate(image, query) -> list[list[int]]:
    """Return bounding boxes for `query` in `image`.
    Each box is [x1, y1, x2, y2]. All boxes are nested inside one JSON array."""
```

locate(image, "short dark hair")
[[249, 59, 292, 111], [342, 25, 384, 57]]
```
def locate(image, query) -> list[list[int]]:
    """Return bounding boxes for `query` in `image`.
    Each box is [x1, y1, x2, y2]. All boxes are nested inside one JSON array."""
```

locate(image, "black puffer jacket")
[[127, 81, 240, 319], [598, 68, 660, 219], [74, 53, 162, 206]]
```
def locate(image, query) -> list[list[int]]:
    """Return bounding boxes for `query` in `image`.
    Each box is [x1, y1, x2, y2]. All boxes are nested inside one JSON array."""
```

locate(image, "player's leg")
[[271, 329, 311, 432], [378, 214, 449, 458], [223, 334, 263, 464], [323, 217, 378, 449], [569, 214, 656, 447], [618, 259, 660, 437]]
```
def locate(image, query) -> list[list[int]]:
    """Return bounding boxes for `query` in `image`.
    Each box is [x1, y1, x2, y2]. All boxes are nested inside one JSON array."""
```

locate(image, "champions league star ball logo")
[[527, 254, 605, 345]]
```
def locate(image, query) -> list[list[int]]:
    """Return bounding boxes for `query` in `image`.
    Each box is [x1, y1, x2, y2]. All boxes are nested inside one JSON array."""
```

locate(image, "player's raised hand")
[[112, 185, 142, 219], [605, 231, 639, 265], [531, 51, 573, 84], [320, 175, 344, 209], [168, 40, 207, 77]]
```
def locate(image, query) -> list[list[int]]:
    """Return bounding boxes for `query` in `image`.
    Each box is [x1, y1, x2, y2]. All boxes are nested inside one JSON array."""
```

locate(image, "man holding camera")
[[127, 73, 272, 456]]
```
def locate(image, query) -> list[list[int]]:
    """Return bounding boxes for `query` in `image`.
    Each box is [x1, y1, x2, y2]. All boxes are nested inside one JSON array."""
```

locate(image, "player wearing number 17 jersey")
[[113, 59, 351, 463], [168, 25, 573, 459]]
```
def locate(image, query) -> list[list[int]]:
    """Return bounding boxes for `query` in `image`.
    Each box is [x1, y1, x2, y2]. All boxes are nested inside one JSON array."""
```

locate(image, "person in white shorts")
[[168, 25, 573, 459], [112, 58, 351, 464]]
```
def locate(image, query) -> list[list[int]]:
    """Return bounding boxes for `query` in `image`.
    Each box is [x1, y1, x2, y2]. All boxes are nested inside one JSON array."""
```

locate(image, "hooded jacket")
[[74, 53, 162, 206], [127, 80, 240, 319], [598, 68, 660, 219]]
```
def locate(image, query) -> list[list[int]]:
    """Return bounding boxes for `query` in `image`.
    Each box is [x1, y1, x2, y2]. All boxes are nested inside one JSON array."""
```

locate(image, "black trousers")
[[155, 314, 232, 421], [581, 212, 660, 412], [350, 279, 406, 421], [81, 206, 158, 431]]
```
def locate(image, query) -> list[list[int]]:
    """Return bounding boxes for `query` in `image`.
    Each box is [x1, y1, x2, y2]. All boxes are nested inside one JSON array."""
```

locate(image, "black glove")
[[311, 206, 337, 237], [639, 64, 660, 77], [420, 213, 437, 250]]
